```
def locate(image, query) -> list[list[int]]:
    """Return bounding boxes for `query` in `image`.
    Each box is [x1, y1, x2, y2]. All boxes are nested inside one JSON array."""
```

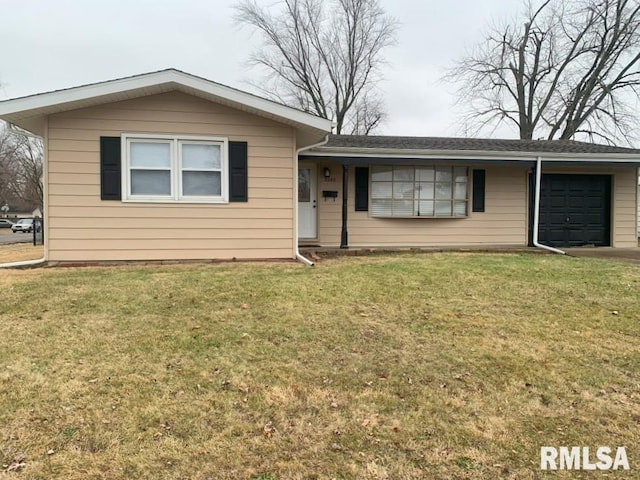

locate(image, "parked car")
[[11, 218, 41, 233], [0, 219, 13, 229]]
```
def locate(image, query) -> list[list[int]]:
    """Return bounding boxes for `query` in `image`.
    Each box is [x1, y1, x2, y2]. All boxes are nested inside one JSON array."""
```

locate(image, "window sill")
[[122, 198, 229, 205], [370, 215, 468, 219]]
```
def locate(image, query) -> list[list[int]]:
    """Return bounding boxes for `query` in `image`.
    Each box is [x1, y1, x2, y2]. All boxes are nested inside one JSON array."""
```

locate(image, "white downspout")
[[533, 155, 566, 255], [0, 257, 46, 269], [294, 134, 329, 266]]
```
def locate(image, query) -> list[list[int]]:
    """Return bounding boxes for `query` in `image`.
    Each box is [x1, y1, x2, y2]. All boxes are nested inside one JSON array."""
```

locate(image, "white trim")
[[43, 115, 49, 262], [304, 148, 640, 163], [0, 69, 333, 133], [121, 133, 229, 204], [294, 135, 330, 266]]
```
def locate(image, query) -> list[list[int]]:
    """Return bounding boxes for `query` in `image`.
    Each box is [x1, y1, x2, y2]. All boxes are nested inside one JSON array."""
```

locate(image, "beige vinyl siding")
[[317, 163, 528, 247], [611, 168, 636, 247], [46, 91, 296, 262]]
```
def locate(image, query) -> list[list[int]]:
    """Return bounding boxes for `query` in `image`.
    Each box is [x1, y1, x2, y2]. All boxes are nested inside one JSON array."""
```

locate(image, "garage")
[[536, 174, 612, 247]]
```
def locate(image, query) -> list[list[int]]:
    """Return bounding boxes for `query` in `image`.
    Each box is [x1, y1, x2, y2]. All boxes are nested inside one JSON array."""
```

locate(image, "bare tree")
[[235, 0, 397, 134], [0, 122, 43, 212], [446, 0, 640, 144], [0, 126, 19, 209]]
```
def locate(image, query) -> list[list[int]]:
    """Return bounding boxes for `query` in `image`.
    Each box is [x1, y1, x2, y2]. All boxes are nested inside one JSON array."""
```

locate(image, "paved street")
[[0, 232, 34, 245]]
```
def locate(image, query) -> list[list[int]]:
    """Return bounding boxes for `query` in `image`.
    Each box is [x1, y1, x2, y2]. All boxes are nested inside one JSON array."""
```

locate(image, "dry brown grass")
[[0, 253, 638, 479], [0, 244, 43, 263]]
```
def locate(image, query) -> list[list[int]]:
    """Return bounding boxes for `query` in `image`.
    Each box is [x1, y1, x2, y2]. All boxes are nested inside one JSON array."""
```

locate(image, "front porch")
[[298, 136, 640, 251]]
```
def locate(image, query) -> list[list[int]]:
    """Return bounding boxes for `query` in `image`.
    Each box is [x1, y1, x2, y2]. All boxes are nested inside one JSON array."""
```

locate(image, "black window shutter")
[[472, 169, 486, 212], [100, 137, 121, 200], [355, 167, 369, 211], [229, 141, 248, 202]]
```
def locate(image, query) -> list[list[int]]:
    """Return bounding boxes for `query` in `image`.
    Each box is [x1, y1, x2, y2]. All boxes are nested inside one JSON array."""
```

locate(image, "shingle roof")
[[0, 69, 333, 143], [324, 134, 640, 155]]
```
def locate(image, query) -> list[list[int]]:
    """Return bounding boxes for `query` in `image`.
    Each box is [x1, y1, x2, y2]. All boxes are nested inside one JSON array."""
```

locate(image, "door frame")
[[528, 172, 612, 247], [298, 161, 318, 240]]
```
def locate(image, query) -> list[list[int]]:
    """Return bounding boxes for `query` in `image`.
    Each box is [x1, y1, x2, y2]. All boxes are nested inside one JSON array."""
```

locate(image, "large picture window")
[[371, 166, 468, 217], [123, 134, 228, 203]]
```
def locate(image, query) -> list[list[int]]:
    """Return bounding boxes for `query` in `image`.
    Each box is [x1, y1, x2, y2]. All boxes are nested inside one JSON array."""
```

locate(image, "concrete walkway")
[[301, 245, 640, 265], [564, 247, 640, 265], [300, 245, 543, 261]]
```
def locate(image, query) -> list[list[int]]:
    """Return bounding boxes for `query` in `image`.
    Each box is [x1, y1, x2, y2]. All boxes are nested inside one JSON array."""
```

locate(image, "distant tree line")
[[0, 122, 43, 216]]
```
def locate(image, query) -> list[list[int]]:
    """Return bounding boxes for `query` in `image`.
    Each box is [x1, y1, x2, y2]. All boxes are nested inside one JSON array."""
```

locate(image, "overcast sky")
[[0, 0, 520, 137]]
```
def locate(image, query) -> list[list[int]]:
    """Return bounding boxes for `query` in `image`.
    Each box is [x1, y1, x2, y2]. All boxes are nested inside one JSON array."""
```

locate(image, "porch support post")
[[340, 163, 349, 249]]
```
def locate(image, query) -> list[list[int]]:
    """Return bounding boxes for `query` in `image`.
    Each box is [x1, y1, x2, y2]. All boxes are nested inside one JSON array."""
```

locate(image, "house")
[[303, 136, 640, 250], [0, 69, 332, 263], [0, 69, 638, 264]]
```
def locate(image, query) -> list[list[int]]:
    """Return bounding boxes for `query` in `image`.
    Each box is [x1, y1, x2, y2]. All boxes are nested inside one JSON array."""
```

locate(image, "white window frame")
[[121, 133, 229, 203], [370, 165, 469, 218]]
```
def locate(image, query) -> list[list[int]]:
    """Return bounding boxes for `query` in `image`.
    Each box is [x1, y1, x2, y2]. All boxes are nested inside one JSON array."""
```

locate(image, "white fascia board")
[[304, 147, 640, 163], [0, 73, 171, 116], [0, 70, 333, 133]]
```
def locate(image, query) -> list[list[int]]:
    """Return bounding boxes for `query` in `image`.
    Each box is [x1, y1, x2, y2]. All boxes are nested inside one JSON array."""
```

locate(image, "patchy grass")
[[0, 253, 638, 479], [0, 244, 43, 263]]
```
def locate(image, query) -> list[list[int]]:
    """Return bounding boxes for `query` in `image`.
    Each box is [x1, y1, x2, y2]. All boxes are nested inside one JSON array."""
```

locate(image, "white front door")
[[298, 162, 317, 239]]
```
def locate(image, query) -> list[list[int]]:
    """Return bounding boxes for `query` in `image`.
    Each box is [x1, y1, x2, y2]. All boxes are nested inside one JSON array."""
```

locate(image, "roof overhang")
[[302, 146, 640, 166], [0, 69, 334, 147]]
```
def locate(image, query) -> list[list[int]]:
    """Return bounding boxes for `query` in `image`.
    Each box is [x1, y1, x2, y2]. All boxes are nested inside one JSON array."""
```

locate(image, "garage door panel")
[[549, 213, 566, 223], [570, 213, 586, 224], [543, 228, 565, 242], [537, 174, 611, 247], [568, 229, 587, 242], [549, 178, 566, 190], [568, 197, 585, 208], [586, 197, 603, 208], [587, 230, 605, 243]]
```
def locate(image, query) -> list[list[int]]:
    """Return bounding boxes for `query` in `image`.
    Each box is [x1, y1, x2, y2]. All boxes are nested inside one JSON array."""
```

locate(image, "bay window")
[[371, 166, 468, 217]]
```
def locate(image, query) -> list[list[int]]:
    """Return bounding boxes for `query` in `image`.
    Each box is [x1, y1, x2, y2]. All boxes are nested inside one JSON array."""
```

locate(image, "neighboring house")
[[0, 69, 638, 264], [2, 211, 35, 221]]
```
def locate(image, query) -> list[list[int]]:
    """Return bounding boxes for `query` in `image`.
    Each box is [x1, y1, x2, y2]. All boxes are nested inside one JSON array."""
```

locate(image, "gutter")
[[294, 135, 330, 266], [532, 156, 565, 255], [304, 146, 640, 163]]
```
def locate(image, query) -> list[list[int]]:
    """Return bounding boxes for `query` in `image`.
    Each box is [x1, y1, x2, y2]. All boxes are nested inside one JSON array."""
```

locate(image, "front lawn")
[[0, 244, 43, 263], [0, 254, 638, 479]]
